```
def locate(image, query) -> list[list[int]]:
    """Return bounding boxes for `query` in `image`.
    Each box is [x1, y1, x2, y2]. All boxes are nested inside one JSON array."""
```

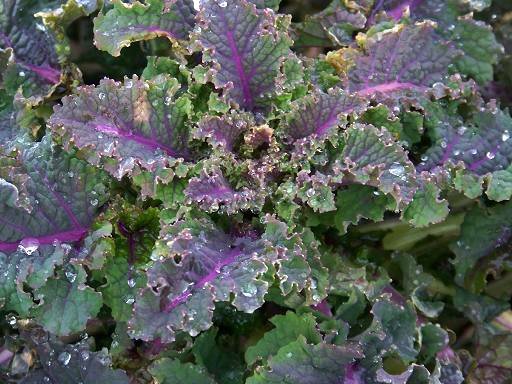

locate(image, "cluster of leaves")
[[1, 0, 512, 382]]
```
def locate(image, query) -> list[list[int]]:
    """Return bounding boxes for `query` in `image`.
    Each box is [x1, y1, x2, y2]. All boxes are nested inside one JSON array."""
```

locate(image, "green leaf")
[[403, 183, 449, 227], [93, 0, 196, 57], [245, 311, 321, 365], [32, 265, 102, 336], [419, 324, 448, 363], [101, 256, 146, 322], [486, 164, 512, 202], [192, 327, 245, 384], [362, 300, 418, 363], [334, 185, 394, 232], [149, 358, 217, 384], [453, 288, 509, 324], [0, 252, 33, 316], [246, 336, 362, 384], [450, 201, 512, 288]]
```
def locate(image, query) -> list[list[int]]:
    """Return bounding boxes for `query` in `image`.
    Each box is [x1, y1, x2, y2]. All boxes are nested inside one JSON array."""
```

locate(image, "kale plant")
[[1, 0, 512, 382]]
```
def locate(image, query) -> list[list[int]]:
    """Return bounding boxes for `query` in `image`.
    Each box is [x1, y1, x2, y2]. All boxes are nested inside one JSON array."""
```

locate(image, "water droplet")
[[219, 1, 227, 7], [98, 92, 106, 100], [486, 151, 495, 160], [127, 278, 136, 288], [373, 191, 380, 196], [457, 126, 467, 135], [96, 352, 111, 367], [79, 350, 90, 361], [125, 296, 135, 304], [90, 199, 98, 206], [7, 315, 17, 326], [432, 82, 445, 98], [58, 351, 71, 366], [18, 238, 40, 255], [389, 162, 405, 177], [470, 148, 478, 155], [241, 283, 257, 297], [125, 80, 133, 89], [440, 140, 447, 148], [502, 130, 510, 142], [65, 268, 77, 283], [420, 155, 429, 162], [306, 188, 315, 198], [286, 352, 293, 358], [454, 150, 460, 156]]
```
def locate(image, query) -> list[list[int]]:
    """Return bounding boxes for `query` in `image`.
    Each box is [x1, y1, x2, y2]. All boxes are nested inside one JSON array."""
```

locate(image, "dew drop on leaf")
[[65, 268, 77, 283], [241, 283, 257, 297], [18, 238, 40, 255], [80, 350, 90, 361], [58, 351, 71, 366], [6, 315, 17, 326], [389, 163, 405, 177]]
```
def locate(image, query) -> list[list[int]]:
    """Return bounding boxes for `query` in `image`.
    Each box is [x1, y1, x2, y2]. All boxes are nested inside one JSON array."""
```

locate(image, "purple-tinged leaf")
[[467, 333, 512, 384], [128, 216, 310, 342], [20, 334, 129, 384], [94, 0, 196, 57], [0, 137, 109, 316], [281, 88, 368, 142], [292, 2, 367, 48], [196, 0, 291, 112], [419, 102, 512, 201], [335, 124, 418, 206], [0, 137, 109, 255], [370, 0, 502, 84], [249, 0, 281, 10], [0, 0, 61, 99], [246, 336, 363, 384], [194, 112, 254, 152], [185, 166, 265, 214], [368, 0, 423, 24], [340, 23, 458, 102], [420, 108, 512, 175], [48, 76, 193, 179]]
